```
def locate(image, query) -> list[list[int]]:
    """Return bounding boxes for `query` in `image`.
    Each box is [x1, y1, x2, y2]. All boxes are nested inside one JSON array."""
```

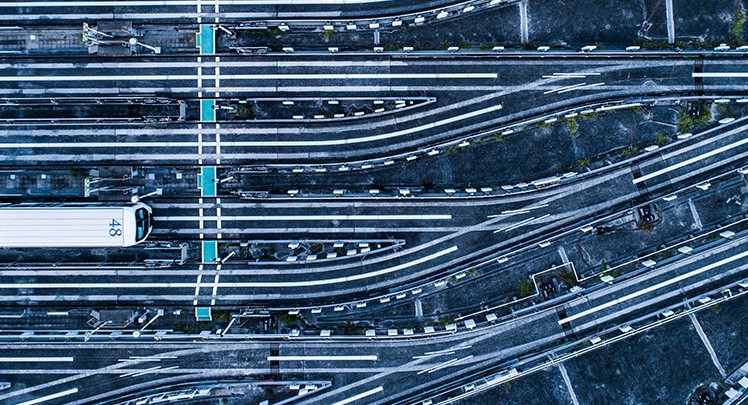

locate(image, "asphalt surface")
[[2, 2, 748, 404]]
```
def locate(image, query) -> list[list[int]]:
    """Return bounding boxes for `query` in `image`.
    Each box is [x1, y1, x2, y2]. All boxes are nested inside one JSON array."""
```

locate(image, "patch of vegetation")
[[214, 311, 231, 323], [557, 269, 578, 286], [717, 103, 733, 115], [621, 146, 639, 157], [629, 105, 644, 115], [579, 111, 597, 120], [537, 121, 553, 130], [677, 113, 695, 133], [437, 316, 455, 326], [467, 268, 476, 276], [600, 260, 622, 278], [677, 103, 712, 133], [572, 158, 591, 169], [270, 28, 282, 36], [340, 323, 364, 334], [236, 103, 255, 119], [565, 117, 579, 137], [694, 41, 717, 49], [694, 105, 712, 125], [493, 133, 507, 142], [605, 268, 622, 278], [732, 9, 746, 44], [322, 29, 335, 42], [277, 312, 298, 324], [384, 43, 404, 51], [654, 132, 670, 146], [479, 43, 492, 50], [518, 280, 535, 298], [637, 221, 655, 233]]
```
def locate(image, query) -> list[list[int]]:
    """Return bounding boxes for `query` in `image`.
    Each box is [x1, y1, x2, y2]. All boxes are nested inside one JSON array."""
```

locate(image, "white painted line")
[[665, 0, 675, 44], [17, 388, 79, 405], [692, 72, 748, 78], [193, 266, 203, 306], [543, 75, 586, 79], [558, 249, 748, 325], [0, 60, 407, 69], [267, 355, 377, 361], [519, 0, 529, 44], [0, 0, 390, 6], [331, 386, 384, 405], [557, 82, 604, 93], [419, 355, 474, 374], [0, 73, 499, 82], [210, 272, 220, 306], [553, 72, 602, 76], [0, 246, 458, 288], [494, 214, 550, 233], [156, 215, 452, 221], [119, 366, 161, 378], [633, 136, 748, 184], [558, 363, 580, 405], [118, 358, 162, 362], [413, 351, 455, 359], [689, 313, 726, 377], [423, 346, 472, 355], [129, 366, 179, 378], [543, 82, 586, 95], [0, 105, 502, 147], [0, 357, 73, 362]]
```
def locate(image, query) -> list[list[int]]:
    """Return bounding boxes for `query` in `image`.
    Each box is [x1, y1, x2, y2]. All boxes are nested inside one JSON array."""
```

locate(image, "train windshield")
[[135, 208, 150, 242]]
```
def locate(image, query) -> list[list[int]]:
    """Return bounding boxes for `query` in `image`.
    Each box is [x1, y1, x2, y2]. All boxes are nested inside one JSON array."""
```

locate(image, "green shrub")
[[732, 9, 746, 44], [518, 280, 535, 298], [654, 132, 670, 145], [566, 117, 579, 137], [277, 312, 298, 324]]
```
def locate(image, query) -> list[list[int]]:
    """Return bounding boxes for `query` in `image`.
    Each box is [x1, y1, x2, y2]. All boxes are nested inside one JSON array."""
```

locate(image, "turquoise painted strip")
[[196, 306, 212, 321], [200, 166, 216, 196], [197, 24, 218, 273], [196, 24, 215, 55], [200, 99, 215, 122], [202, 240, 218, 263]]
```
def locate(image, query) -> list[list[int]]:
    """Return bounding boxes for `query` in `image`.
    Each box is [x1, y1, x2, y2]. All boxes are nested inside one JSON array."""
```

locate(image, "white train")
[[0, 203, 153, 247]]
